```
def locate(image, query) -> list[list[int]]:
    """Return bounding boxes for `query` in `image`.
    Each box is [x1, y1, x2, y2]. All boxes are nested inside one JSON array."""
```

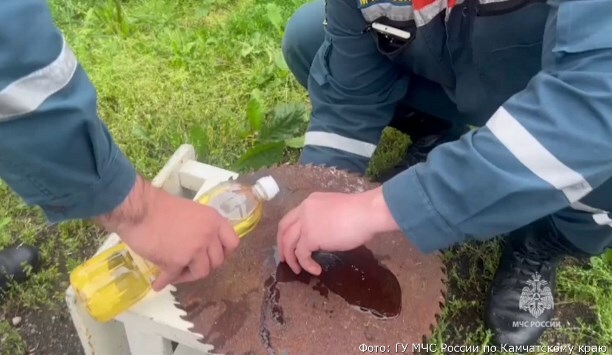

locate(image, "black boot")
[[485, 217, 590, 346], [0, 245, 41, 294], [378, 106, 466, 182]]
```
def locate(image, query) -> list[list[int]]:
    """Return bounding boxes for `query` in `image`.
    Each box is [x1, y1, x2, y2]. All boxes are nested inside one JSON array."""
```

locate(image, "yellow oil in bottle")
[[70, 243, 157, 322], [70, 176, 279, 322]]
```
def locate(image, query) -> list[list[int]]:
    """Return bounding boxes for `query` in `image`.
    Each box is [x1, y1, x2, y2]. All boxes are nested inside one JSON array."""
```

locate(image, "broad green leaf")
[[274, 50, 288, 71], [246, 90, 265, 132], [266, 3, 283, 32], [285, 135, 305, 148], [259, 103, 307, 143], [233, 142, 285, 172]]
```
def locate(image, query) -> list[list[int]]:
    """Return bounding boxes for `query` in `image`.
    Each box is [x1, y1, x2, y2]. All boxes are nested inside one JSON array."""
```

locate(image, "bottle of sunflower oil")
[[70, 176, 279, 322]]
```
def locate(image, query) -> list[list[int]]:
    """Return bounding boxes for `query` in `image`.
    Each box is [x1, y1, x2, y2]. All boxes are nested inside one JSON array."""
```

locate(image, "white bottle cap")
[[254, 176, 280, 201]]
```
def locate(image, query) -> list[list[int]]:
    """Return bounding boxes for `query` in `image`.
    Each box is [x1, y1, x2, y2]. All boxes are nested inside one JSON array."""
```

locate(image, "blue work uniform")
[[0, 0, 610, 258], [282, 0, 612, 255], [0, 1, 136, 222]]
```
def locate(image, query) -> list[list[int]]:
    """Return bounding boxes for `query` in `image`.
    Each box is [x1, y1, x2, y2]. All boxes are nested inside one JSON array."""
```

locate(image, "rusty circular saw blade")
[[171, 164, 447, 354]]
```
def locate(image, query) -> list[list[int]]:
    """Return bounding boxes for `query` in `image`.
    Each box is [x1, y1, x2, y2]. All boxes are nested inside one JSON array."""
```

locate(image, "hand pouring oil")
[[70, 176, 279, 322]]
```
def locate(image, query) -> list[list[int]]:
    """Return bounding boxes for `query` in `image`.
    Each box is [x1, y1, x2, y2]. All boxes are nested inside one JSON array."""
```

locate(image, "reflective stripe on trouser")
[[281, 0, 612, 255], [300, 132, 376, 173], [554, 177, 612, 255]]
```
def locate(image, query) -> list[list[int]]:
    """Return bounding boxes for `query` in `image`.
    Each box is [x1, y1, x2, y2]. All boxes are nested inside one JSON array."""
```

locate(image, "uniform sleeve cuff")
[[40, 149, 137, 223], [382, 166, 463, 253]]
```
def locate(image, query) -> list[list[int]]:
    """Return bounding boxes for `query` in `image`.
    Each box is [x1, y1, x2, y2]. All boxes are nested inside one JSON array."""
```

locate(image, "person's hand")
[[276, 186, 399, 276], [93, 175, 239, 291]]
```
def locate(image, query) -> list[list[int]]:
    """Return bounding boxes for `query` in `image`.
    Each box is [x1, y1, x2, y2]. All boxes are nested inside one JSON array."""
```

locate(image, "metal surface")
[[172, 165, 447, 354]]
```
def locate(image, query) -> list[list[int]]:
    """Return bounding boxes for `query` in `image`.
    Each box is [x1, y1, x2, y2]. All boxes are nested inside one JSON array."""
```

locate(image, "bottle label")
[[208, 191, 254, 221]]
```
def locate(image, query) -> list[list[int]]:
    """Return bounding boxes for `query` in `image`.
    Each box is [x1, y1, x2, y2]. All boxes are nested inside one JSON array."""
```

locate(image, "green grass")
[[0, 0, 611, 354]]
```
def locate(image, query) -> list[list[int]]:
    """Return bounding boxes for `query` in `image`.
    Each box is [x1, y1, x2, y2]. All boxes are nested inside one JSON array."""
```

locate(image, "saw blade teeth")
[[173, 163, 447, 352]]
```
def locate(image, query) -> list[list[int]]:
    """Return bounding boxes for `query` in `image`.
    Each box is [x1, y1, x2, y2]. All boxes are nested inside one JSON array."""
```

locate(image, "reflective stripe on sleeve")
[[486, 106, 593, 203], [0, 36, 77, 121]]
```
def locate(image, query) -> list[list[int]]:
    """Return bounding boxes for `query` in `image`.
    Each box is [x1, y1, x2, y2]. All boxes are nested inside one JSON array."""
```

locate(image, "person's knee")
[[282, 0, 325, 87], [281, 6, 303, 60], [282, 1, 321, 56]]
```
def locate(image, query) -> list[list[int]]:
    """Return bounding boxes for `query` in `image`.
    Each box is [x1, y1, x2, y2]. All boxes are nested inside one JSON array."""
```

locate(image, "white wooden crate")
[[65, 144, 239, 355]]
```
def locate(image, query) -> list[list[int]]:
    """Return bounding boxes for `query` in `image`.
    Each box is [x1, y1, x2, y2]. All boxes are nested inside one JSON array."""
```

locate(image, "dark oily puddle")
[[263, 246, 402, 323]]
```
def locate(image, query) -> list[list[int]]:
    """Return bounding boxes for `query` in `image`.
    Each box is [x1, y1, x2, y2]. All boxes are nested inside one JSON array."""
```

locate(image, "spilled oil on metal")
[[260, 246, 402, 353], [265, 246, 401, 322], [171, 165, 447, 354]]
